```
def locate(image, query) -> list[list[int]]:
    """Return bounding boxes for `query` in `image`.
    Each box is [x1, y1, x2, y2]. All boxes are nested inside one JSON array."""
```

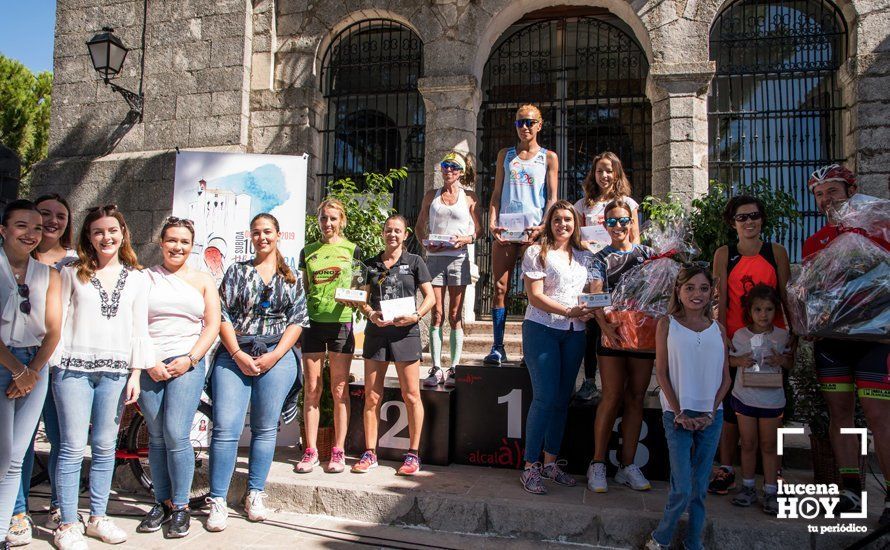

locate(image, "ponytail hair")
[[457, 152, 477, 189], [250, 213, 296, 285]]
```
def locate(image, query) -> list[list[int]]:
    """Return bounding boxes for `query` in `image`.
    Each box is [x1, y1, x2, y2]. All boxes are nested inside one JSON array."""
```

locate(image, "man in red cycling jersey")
[[804, 164, 890, 526]]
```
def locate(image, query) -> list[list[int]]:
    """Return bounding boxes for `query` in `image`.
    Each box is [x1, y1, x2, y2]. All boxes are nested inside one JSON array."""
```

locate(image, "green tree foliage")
[[641, 179, 800, 263], [304, 168, 408, 258], [0, 54, 52, 181]]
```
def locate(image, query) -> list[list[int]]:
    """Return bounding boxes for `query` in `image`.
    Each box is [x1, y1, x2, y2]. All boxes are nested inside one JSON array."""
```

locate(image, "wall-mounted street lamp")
[[86, 27, 143, 120]]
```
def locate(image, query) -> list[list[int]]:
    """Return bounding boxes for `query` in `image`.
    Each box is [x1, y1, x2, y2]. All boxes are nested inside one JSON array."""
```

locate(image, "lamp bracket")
[[107, 81, 144, 120]]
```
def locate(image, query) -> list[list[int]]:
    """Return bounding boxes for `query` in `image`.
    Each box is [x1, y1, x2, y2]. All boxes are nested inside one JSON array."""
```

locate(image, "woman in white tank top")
[[415, 152, 481, 387], [650, 265, 730, 550], [136, 218, 220, 537]]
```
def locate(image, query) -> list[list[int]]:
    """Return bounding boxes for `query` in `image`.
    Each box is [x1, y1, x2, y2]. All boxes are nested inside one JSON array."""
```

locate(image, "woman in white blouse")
[[518, 200, 596, 496], [52, 205, 154, 550], [0, 200, 62, 548]]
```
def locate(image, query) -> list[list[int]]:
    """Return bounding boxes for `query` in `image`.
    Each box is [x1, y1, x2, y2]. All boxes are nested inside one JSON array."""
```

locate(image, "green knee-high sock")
[[449, 328, 464, 367], [429, 326, 443, 368]]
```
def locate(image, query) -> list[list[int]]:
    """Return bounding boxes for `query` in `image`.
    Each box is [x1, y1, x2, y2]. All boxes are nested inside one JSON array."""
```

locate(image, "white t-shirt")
[[521, 244, 597, 331], [730, 326, 790, 409], [573, 196, 640, 246]]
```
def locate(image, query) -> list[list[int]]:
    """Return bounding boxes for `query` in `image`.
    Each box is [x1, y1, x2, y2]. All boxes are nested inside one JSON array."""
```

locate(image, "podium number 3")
[[497, 389, 522, 438], [379, 401, 410, 449]]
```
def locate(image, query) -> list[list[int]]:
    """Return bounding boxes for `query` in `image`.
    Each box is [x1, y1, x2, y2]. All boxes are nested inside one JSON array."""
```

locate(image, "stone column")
[[417, 74, 482, 321], [416, 75, 482, 192], [647, 62, 716, 203]]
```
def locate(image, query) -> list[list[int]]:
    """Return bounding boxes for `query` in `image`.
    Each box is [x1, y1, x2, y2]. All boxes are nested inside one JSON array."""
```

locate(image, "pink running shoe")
[[327, 447, 347, 473], [295, 447, 319, 473], [397, 453, 421, 476], [350, 450, 378, 473]]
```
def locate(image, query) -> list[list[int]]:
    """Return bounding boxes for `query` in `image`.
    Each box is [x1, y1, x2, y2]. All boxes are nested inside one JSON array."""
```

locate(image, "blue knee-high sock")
[[491, 308, 506, 349]]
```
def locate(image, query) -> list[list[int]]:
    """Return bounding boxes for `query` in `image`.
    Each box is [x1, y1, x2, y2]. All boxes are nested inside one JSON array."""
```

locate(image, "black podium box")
[[453, 363, 532, 469], [346, 380, 453, 465]]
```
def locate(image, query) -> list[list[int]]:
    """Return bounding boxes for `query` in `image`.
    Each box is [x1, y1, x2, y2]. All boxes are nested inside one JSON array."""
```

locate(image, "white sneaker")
[[85, 517, 127, 544], [587, 462, 608, 493], [244, 490, 269, 522], [616, 464, 652, 491], [423, 367, 444, 387], [53, 526, 89, 550], [645, 534, 669, 550], [46, 508, 62, 530], [205, 497, 228, 532]]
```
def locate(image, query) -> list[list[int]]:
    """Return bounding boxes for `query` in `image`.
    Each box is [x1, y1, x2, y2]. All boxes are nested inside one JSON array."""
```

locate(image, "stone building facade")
[[34, 0, 889, 278]]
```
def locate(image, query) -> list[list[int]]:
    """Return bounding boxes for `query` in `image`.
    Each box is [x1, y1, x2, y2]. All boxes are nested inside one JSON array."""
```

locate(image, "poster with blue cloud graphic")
[[172, 151, 308, 282]]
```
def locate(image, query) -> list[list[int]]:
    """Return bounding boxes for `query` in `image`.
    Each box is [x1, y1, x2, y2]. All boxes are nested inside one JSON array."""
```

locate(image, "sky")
[[0, 0, 57, 73]]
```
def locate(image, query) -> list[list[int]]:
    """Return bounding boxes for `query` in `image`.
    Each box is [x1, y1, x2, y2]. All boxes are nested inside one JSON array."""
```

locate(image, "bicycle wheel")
[[126, 401, 213, 509]]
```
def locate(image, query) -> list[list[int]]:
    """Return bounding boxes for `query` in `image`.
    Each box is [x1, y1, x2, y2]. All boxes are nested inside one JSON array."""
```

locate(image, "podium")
[[346, 380, 453, 465], [451, 364, 669, 480]]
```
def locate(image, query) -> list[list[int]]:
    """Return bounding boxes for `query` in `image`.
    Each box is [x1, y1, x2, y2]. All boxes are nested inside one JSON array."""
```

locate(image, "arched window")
[[708, 0, 847, 260], [320, 19, 425, 224], [476, 13, 651, 313]]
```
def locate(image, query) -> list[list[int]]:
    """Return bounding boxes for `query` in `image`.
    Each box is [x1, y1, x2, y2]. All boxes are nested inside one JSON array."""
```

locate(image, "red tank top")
[[726, 242, 786, 338]]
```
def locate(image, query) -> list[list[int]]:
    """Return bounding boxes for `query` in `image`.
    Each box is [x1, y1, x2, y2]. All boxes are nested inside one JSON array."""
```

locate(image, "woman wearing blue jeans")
[[518, 201, 596, 495], [52, 206, 154, 550], [205, 213, 308, 532], [135, 217, 221, 538], [0, 200, 62, 550]]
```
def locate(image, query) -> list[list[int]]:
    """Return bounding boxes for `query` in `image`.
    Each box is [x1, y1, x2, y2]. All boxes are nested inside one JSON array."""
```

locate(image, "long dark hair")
[[76, 204, 141, 282], [35, 193, 74, 249], [2, 199, 40, 226], [537, 200, 584, 268], [582, 151, 632, 207], [251, 213, 296, 285], [741, 283, 781, 326], [667, 264, 715, 319]]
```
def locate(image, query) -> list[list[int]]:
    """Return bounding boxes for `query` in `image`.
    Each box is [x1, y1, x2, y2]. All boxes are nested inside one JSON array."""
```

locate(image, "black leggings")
[[584, 319, 599, 379]]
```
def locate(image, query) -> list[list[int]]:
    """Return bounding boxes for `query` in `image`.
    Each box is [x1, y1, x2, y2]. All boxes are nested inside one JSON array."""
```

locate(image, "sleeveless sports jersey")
[[428, 187, 474, 257], [500, 147, 549, 227], [299, 239, 361, 323], [725, 241, 786, 338]]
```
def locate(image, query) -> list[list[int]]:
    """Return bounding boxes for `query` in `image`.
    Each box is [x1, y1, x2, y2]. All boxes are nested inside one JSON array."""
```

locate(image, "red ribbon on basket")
[[644, 248, 681, 263]]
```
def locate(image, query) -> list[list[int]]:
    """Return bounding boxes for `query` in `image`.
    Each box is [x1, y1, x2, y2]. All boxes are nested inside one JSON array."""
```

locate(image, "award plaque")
[[377, 271, 414, 322], [499, 212, 534, 243], [579, 293, 612, 308], [334, 259, 369, 304]]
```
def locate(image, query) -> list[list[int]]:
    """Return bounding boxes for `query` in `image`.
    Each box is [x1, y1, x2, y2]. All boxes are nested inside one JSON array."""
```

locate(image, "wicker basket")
[[809, 434, 867, 486], [300, 424, 335, 462]]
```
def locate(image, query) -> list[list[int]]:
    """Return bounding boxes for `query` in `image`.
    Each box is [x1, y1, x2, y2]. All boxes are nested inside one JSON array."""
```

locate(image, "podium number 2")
[[379, 401, 410, 449], [497, 389, 522, 438]]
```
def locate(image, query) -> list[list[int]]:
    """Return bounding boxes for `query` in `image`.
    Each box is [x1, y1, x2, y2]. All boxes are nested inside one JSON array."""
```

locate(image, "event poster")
[[171, 151, 308, 282]]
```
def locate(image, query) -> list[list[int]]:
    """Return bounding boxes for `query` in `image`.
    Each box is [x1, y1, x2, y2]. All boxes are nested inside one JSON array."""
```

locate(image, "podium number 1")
[[497, 389, 522, 438]]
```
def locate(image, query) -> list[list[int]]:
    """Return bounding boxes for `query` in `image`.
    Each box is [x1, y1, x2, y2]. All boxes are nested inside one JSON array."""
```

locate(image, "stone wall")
[[33, 0, 890, 265]]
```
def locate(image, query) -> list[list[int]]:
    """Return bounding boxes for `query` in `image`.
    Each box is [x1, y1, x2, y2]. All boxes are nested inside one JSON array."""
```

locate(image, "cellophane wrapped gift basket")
[[602, 222, 699, 352], [787, 195, 890, 341]]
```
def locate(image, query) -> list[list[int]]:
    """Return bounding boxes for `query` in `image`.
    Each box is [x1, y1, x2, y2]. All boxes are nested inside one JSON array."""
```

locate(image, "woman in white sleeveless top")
[[0, 200, 62, 548], [136, 218, 220, 538], [649, 265, 730, 550], [415, 151, 481, 387]]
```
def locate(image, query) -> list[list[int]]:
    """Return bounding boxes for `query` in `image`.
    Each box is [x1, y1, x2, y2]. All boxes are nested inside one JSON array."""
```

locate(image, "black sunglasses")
[[17, 284, 30, 315], [88, 204, 118, 213], [259, 285, 273, 309], [514, 119, 539, 128], [165, 216, 195, 227], [733, 211, 763, 223], [440, 162, 463, 172], [681, 261, 711, 270], [605, 217, 632, 228]]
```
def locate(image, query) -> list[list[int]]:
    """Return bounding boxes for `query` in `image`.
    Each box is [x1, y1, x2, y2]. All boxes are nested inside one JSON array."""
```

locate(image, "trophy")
[[742, 333, 783, 388], [377, 272, 415, 322], [334, 258, 369, 304]]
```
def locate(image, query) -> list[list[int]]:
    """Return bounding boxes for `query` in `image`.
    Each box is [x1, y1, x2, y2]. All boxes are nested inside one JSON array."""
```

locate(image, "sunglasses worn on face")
[[440, 162, 462, 172], [17, 284, 30, 315], [605, 217, 632, 228], [514, 119, 539, 128], [733, 211, 763, 223]]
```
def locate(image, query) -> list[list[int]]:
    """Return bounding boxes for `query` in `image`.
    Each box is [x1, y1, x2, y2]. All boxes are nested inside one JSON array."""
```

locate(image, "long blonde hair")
[[667, 265, 715, 319], [251, 213, 296, 285], [317, 198, 347, 235], [582, 151, 632, 207], [536, 200, 584, 268], [76, 205, 141, 282]]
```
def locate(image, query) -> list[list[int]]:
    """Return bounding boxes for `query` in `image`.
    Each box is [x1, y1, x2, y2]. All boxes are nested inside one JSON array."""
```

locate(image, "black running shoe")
[[166, 507, 190, 539], [708, 467, 736, 495], [137, 503, 171, 533]]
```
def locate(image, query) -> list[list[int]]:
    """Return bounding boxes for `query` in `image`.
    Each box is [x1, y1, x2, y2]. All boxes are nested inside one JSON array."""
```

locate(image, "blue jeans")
[[522, 320, 586, 463], [138, 357, 206, 507], [53, 369, 127, 525], [0, 347, 47, 538], [209, 345, 297, 498], [17, 369, 61, 513], [653, 410, 724, 550]]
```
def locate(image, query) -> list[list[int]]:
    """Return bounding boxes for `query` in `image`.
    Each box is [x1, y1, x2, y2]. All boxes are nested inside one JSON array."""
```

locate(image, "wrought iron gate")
[[320, 19, 425, 242], [708, 0, 847, 261], [476, 16, 652, 315]]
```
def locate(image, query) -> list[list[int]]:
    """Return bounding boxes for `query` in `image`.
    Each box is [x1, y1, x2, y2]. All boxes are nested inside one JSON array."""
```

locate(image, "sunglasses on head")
[[681, 261, 711, 270], [88, 204, 118, 213], [733, 211, 763, 223], [440, 162, 463, 172], [514, 119, 539, 128], [165, 216, 195, 227], [605, 217, 632, 228], [17, 284, 30, 315]]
